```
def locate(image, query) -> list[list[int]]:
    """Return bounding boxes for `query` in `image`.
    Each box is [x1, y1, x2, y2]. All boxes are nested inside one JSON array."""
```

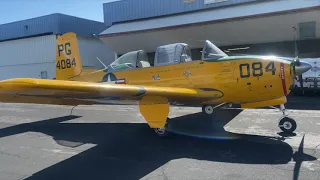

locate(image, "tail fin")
[[56, 32, 83, 80]]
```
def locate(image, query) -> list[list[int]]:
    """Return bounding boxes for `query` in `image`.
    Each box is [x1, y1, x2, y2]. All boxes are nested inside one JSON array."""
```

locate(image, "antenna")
[[87, 58, 109, 75], [96, 57, 108, 69]]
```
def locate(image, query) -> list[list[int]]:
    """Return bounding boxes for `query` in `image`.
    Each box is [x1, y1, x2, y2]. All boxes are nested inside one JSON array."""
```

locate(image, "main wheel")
[[154, 127, 169, 137], [279, 118, 297, 133], [202, 105, 214, 115]]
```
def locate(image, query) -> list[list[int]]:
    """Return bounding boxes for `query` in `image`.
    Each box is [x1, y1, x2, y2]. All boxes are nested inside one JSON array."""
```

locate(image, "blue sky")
[[0, 0, 117, 25]]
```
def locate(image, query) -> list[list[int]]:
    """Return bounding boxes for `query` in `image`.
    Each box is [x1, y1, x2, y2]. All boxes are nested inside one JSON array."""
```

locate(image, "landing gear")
[[278, 118, 297, 133], [154, 127, 169, 137], [202, 103, 228, 116], [202, 105, 214, 115], [153, 122, 170, 137], [278, 104, 297, 133], [279, 104, 289, 117]]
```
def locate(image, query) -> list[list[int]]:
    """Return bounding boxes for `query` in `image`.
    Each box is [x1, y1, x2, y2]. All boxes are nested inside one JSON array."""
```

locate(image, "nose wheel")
[[278, 118, 297, 133], [278, 104, 297, 133]]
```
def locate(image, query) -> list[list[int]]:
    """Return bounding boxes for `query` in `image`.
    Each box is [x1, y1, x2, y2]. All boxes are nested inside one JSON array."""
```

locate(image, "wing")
[[0, 78, 225, 128], [0, 78, 223, 106]]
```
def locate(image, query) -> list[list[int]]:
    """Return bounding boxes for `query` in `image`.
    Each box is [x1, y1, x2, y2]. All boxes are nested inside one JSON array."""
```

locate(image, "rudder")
[[56, 32, 83, 80]]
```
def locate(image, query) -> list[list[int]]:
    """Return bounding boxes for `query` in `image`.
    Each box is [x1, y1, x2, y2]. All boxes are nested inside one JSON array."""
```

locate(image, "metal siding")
[[0, 13, 107, 41], [77, 37, 116, 69], [103, 0, 268, 25], [0, 63, 55, 80], [0, 35, 56, 66], [0, 35, 116, 80], [101, 0, 320, 35], [0, 14, 59, 41]]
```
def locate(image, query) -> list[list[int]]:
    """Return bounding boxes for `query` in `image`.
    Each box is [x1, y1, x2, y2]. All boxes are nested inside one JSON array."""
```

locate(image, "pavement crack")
[[0, 150, 29, 159], [313, 144, 320, 155]]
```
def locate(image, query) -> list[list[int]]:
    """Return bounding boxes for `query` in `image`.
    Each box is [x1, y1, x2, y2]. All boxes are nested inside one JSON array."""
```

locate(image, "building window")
[[299, 21, 316, 40]]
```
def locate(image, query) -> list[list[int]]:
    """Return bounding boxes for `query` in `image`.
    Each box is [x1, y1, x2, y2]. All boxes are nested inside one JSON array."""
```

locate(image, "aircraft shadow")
[[0, 110, 316, 180]]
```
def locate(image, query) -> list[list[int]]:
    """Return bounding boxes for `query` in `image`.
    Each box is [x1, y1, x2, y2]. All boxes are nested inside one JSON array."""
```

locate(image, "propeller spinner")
[[293, 57, 312, 76], [292, 57, 312, 92]]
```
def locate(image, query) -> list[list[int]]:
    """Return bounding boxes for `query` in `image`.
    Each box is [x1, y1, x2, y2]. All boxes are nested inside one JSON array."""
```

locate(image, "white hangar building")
[[0, 13, 116, 80], [100, 0, 320, 62]]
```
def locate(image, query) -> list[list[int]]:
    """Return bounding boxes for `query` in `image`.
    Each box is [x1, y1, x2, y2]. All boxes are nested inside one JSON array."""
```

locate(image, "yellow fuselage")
[[70, 57, 294, 106]]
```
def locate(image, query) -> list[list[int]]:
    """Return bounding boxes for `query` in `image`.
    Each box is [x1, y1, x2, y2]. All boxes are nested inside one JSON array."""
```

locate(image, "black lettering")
[[266, 61, 276, 75], [252, 62, 263, 76], [65, 42, 71, 55], [61, 60, 66, 69], [66, 59, 71, 68], [239, 63, 250, 78], [56, 61, 61, 69], [57, 44, 64, 57], [72, 58, 76, 67]]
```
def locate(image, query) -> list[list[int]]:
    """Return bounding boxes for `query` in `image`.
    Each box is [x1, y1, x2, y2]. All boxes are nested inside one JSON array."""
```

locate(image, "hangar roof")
[[99, 0, 320, 54], [102, 0, 267, 26], [100, 0, 320, 37], [0, 13, 107, 42]]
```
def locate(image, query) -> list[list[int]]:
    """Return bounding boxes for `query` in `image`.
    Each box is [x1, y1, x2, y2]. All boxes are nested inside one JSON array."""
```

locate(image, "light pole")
[[292, 26, 298, 57]]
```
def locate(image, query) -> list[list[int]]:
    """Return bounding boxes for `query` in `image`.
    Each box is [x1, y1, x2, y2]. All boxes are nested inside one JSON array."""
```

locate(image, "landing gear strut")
[[202, 103, 228, 116], [278, 104, 297, 133]]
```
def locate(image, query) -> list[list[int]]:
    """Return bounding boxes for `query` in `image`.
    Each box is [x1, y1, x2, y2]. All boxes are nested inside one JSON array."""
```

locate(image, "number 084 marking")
[[239, 61, 276, 78]]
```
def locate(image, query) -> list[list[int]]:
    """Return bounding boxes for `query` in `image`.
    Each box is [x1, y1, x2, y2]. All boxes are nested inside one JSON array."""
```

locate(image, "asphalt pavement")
[[0, 96, 319, 180]]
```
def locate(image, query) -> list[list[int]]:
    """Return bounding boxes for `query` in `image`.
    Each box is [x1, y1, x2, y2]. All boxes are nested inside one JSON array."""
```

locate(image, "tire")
[[279, 118, 297, 133], [202, 105, 214, 115], [154, 127, 171, 137]]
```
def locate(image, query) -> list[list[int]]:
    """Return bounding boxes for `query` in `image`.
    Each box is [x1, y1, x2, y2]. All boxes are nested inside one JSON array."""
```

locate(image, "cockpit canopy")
[[106, 40, 226, 72], [154, 43, 192, 67], [201, 40, 228, 60], [107, 50, 151, 72]]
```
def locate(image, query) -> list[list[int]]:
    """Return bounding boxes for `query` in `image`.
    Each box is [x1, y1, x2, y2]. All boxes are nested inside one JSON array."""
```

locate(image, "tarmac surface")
[[0, 95, 319, 180]]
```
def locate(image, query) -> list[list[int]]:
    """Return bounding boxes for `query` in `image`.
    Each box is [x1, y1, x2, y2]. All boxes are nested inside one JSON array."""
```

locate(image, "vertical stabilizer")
[[56, 32, 83, 80]]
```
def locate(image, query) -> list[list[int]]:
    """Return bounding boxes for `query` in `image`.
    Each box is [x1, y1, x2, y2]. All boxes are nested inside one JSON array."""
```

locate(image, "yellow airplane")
[[0, 32, 312, 137]]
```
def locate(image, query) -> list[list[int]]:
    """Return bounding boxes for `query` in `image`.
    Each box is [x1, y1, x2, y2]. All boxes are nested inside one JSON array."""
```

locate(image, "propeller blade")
[[299, 74, 303, 90]]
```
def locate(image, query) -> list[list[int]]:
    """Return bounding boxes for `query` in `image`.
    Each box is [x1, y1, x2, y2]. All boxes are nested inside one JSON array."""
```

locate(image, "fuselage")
[[70, 55, 295, 105]]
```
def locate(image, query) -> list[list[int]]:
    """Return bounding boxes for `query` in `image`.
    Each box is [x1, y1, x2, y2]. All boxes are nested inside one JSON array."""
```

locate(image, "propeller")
[[293, 56, 303, 90], [293, 56, 301, 66], [292, 56, 312, 94]]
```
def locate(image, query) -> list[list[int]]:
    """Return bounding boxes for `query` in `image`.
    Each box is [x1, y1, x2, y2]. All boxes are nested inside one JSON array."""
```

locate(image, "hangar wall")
[[0, 35, 116, 80], [0, 13, 116, 80], [101, 0, 320, 59], [77, 37, 117, 69], [0, 35, 56, 80], [103, 0, 269, 26]]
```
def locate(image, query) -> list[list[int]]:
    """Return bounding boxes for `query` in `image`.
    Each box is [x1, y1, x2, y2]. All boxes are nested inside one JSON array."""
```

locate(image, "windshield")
[[108, 51, 138, 71], [202, 40, 228, 60]]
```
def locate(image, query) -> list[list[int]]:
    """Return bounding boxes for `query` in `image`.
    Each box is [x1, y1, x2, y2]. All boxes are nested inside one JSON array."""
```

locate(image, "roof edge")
[[100, 5, 320, 37], [111, 0, 272, 26], [0, 32, 54, 43]]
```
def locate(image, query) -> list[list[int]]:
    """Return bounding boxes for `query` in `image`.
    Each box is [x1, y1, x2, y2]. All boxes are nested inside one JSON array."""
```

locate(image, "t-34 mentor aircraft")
[[0, 32, 312, 137]]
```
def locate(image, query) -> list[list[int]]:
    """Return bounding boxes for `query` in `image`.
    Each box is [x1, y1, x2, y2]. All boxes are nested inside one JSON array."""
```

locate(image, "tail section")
[[56, 32, 83, 80]]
